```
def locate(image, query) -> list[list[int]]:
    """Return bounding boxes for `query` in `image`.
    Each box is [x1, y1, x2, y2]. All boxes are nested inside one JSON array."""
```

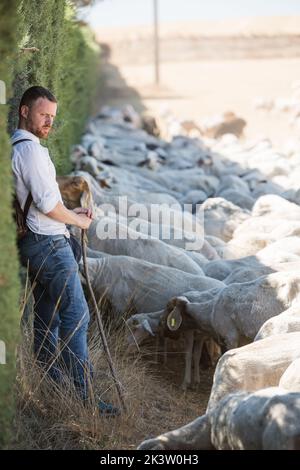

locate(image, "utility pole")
[[153, 0, 160, 85]]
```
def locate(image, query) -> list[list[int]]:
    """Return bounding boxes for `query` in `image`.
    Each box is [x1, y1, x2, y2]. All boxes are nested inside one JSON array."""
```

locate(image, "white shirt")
[[11, 129, 69, 236]]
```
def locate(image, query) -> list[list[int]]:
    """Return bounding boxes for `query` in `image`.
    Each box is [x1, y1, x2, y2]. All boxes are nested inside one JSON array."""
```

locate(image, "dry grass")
[[13, 290, 213, 450]]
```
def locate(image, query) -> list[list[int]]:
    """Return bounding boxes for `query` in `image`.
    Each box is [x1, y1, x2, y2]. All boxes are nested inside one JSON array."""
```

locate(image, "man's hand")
[[76, 213, 92, 230], [73, 207, 93, 230], [73, 207, 93, 219], [46, 202, 93, 229]]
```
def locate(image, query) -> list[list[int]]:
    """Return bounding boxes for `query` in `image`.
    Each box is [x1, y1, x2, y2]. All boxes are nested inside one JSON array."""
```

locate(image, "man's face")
[[20, 97, 57, 139]]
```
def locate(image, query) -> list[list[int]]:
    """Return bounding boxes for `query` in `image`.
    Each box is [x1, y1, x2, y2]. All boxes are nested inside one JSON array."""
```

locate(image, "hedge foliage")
[[9, 0, 100, 174], [0, 0, 100, 447], [0, 0, 21, 450]]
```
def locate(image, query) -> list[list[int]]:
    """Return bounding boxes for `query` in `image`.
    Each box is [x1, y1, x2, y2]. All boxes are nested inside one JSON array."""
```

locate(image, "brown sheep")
[[56, 175, 92, 209]]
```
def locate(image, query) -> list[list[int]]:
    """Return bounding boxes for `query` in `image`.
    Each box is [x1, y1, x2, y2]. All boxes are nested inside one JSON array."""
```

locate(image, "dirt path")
[[97, 30, 300, 148]]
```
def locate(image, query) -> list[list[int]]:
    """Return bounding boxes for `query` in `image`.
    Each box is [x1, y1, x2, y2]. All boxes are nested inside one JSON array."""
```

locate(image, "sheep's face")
[[126, 315, 155, 350], [57, 175, 92, 209]]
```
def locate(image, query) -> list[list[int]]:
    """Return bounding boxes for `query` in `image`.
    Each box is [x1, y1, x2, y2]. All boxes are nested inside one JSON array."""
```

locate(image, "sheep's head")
[[126, 314, 156, 351], [96, 170, 115, 189], [57, 175, 92, 210]]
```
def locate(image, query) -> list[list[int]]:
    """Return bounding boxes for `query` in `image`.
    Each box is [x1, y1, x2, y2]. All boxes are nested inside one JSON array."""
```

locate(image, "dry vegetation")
[[14, 288, 213, 450]]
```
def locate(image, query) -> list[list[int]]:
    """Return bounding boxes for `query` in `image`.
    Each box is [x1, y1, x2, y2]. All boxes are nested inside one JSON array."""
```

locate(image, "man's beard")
[[26, 118, 51, 139], [35, 127, 51, 139]]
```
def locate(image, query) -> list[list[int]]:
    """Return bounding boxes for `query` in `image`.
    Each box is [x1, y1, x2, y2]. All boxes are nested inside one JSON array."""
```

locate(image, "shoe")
[[97, 399, 121, 417]]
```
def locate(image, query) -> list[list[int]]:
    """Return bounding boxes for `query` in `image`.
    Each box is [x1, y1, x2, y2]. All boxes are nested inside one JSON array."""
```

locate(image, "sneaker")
[[97, 399, 121, 417]]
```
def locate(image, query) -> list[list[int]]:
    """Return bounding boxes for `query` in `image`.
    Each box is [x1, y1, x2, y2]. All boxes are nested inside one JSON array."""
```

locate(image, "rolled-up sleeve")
[[20, 142, 61, 214]]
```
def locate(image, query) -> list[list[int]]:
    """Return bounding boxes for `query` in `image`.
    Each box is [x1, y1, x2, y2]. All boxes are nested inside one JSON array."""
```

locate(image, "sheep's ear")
[[99, 178, 111, 189], [80, 190, 93, 208], [142, 319, 155, 336], [71, 176, 83, 187], [175, 296, 189, 307], [167, 295, 188, 311], [167, 306, 182, 332]]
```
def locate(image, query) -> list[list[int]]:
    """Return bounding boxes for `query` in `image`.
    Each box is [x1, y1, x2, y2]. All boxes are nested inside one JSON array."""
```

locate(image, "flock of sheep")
[[254, 80, 300, 131], [61, 104, 300, 450]]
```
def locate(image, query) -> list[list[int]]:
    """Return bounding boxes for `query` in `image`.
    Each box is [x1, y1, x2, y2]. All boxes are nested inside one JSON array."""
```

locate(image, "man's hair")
[[19, 86, 57, 116]]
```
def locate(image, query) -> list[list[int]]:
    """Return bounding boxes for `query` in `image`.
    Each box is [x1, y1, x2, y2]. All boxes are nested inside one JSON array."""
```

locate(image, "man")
[[11, 86, 119, 415]]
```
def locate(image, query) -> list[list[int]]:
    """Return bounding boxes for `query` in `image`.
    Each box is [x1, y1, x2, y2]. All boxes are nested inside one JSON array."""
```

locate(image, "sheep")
[[82, 255, 224, 316], [216, 174, 251, 195], [76, 155, 101, 178], [256, 237, 300, 259], [201, 111, 247, 139], [126, 310, 164, 349], [85, 219, 204, 275], [233, 215, 287, 238], [180, 190, 207, 206], [165, 271, 300, 350], [56, 175, 92, 209], [201, 197, 251, 242], [223, 232, 271, 258], [206, 332, 300, 412], [279, 358, 300, 392], [203, 256, 268, 281], [139, 387, 300, 450], [204, 235, 227, 257], [253, 97, 274, 112], [141, 113, 160, 137], [216, 188, 255, 210], [138, 333, 300, 450], [254, 304, 300, 341], [252, 194, 300, 219], [211, 387, 300, 450], [98, 211, 210, 259], [126, 289, 222, 390], [223, 266, 273, 285]]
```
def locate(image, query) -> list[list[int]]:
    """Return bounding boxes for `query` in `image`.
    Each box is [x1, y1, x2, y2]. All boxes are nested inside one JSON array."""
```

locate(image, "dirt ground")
[[96, 17, 300, 148]]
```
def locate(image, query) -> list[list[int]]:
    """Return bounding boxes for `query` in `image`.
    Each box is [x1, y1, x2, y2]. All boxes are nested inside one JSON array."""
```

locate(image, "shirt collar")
[[11, 129, 40, 144]]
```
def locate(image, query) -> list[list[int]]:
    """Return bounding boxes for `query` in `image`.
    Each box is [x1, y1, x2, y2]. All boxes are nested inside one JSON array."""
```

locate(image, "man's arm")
[[46, 202, 92, 230], [17, 143, 92, 230]]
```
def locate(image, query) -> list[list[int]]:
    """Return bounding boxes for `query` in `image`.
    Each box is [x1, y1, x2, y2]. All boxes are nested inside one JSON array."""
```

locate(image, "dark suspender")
[[12, 138, 33, 223]]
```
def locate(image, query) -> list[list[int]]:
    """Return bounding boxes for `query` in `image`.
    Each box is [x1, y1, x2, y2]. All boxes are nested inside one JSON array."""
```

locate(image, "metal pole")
[[153, 0, 160, 85]]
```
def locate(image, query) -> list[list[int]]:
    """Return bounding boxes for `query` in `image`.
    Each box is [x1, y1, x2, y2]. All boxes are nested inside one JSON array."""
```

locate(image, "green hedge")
[[0, 0, 21, 449], [0, 0, 99, 448], [9, 0, 100, 174]]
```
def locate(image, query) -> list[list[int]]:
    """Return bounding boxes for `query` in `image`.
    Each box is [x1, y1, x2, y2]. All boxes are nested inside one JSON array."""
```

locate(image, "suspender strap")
[[12, 138, 33, 222], [22, 192, 33, 221], [12, 138, 32, 146]]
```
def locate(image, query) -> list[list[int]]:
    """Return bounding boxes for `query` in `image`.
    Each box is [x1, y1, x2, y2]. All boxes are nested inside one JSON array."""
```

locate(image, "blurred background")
[[80, 0, 300, 147]]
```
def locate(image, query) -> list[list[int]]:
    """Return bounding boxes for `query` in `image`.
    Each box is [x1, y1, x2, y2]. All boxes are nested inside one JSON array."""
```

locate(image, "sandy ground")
[[96, 17, 300, 148], [98, 16, 300, 40], [118, 58, 300, 146]]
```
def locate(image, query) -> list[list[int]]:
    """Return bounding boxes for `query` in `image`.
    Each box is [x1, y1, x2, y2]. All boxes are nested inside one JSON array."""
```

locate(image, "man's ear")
[[20, 104, 29, 119]]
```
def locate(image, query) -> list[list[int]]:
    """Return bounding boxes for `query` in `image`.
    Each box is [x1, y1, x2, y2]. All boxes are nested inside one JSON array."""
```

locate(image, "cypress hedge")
[[0, 0, 100, 448], [0, 0, 21, 450]]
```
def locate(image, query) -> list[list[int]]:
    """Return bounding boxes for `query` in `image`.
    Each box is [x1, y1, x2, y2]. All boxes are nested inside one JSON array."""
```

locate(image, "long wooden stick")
[[81, 229, 127, 412]]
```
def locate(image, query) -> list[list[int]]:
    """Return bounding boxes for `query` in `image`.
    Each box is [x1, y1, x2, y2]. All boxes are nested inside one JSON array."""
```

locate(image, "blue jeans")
[[18, 230, 92, 400]]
